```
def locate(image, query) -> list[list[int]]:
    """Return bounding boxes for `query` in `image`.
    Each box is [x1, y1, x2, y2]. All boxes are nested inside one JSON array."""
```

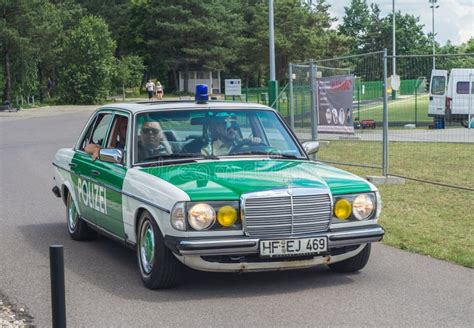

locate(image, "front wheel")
[[328, 244, 371, 273], [137, 211, 182, 289], [461, 119, 469, 128], [66, 191, 97, 240]]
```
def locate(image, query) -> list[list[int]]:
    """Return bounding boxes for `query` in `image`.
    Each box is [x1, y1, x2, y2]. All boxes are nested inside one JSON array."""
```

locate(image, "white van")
[[428, 68, 474, 127]]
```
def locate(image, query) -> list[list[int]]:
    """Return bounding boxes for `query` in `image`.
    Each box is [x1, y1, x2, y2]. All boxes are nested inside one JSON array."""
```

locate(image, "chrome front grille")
[[242, 188, 332, 238]]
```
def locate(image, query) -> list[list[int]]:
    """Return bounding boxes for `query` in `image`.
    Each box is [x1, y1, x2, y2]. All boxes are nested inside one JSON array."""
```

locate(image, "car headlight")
[[332, 193, 377, 223], [171, 201, 241, 231], [352, 194, 375, 220], [188, 203, 216, 230]]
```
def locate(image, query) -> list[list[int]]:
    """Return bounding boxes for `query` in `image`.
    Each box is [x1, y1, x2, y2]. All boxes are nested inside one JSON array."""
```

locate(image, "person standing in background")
[[47, 77, 54, 99], [155, 81, 164, 100], [145, 79, 155, 100]]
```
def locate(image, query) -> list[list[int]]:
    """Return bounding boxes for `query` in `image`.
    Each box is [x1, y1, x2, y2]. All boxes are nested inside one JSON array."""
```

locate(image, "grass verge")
[[317, 141, 474, 268]]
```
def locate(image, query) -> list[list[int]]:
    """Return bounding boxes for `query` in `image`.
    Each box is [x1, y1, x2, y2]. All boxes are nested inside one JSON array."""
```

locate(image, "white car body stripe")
[[122, 168, 191, 243], [53, 149, 81, 214]]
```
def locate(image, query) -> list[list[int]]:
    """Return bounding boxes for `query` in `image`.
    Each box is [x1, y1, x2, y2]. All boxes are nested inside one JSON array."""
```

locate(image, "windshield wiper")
[[229, 151, 302, 159], [145, 153, 219, 161]]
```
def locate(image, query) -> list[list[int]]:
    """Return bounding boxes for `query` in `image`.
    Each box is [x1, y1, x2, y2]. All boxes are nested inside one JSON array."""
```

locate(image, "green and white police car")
[[52, 86, 384, 289]]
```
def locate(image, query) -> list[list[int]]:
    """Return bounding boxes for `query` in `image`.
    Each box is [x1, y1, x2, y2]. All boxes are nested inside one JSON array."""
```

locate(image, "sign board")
[[318, 75, 355, 134], [225, 79, 241, 96], [389, 74, 400, 91]]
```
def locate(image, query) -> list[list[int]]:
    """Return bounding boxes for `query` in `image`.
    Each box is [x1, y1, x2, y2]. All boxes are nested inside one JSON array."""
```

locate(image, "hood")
[[139, 159, 371, 201]]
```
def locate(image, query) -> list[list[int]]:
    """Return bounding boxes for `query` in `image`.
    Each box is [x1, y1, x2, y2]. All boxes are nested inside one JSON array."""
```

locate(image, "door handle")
[[91, 170, 100, 176], [429, 96, 433, 101], [69, 163, 77, 169]]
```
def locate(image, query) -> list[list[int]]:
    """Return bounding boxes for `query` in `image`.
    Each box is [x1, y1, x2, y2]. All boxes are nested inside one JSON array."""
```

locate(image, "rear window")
[[456, 81, 470, 94], [431, 76, 446, 95]]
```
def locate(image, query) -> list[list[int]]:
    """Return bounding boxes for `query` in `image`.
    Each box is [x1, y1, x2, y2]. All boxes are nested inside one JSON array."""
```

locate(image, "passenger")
[[84, 117, 128, 160], [113, 117, 128, 149], [137, 121, 171, 161]]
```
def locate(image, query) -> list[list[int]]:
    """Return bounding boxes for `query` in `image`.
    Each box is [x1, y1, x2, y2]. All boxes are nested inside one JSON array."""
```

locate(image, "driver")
[[201, 116, 260, 156], [137, 121, 172, 161]]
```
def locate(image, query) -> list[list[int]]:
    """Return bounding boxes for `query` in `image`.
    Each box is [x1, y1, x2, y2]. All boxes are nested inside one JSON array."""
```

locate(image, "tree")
[[57, 15, 116, 104], [339, 0, 371, 53], [1, 0, 44, 102], [437, 38, 474, 69], [126, 0, 244, 91], [110, 55, 145, 95], [0, 0, 83, 102]]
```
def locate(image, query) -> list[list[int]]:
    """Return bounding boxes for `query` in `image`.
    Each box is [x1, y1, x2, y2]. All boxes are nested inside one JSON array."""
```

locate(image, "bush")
[[57, 16, 115, 104]]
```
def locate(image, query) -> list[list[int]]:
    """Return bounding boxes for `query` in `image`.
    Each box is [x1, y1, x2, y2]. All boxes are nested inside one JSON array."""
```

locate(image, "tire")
[[137, 211, 182, 289], [66, 191, 97, 241], [328, 244, 371, 273], [461, 119, 469, 128]]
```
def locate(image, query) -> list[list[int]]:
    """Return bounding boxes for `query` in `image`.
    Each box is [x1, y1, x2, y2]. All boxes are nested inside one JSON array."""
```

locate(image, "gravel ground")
[[0, 294, 34, 327]]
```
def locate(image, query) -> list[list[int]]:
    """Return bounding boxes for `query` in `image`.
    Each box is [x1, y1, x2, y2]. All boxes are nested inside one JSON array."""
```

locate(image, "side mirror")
[[302, 140, 320, 155], [99, 148, 123, 164]]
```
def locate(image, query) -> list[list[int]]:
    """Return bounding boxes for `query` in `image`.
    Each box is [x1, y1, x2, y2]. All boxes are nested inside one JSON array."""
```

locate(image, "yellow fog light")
[[334, 199, 352, 220], [217, 205, 237, 227]]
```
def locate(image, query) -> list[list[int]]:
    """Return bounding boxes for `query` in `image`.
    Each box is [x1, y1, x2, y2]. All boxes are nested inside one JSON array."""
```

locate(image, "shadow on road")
[[19, 222, 359, 303]]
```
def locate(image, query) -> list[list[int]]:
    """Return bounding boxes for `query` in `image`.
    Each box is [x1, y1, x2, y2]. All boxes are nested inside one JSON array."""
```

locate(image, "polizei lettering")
[[77, 178, 107, 214]]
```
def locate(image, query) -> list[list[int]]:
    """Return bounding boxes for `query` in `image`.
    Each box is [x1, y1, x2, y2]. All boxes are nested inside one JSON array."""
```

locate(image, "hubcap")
[[140, 221, 155, 275], [68, 198, 78, 231]]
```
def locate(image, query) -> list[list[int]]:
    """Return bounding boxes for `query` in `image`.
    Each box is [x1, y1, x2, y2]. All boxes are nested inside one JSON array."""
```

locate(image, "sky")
[[327, 0, 474, 46]]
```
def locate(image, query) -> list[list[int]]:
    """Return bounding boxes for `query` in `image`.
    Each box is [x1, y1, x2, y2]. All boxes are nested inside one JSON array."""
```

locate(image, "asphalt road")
[[0, 109, 473, 327]]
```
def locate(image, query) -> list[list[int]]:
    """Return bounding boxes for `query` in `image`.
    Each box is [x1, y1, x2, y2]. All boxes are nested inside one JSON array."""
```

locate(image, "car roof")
[[96, 101, 274, 115]]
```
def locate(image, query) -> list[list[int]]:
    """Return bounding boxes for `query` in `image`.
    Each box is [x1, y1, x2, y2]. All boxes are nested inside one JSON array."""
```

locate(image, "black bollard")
[[50, 245, 66, 328]]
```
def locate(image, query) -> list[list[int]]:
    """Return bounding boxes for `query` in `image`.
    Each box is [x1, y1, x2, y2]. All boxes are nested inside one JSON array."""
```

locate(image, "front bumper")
[[164, 224, 384, 257]]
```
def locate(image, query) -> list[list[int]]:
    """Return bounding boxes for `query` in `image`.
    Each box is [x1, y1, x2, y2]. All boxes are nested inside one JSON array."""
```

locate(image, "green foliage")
[[339, 0, 371, 52], [126, 0, 244, 90], [437, 38, 474, 69], [273, 0, 349, 79], [342, 1, 431, 55], [1, 0, 45, 100], [57, 15, 116, 104], [1, 0, 470, 104], [0, 0, 84, 102], [111, 55, 145, 91]]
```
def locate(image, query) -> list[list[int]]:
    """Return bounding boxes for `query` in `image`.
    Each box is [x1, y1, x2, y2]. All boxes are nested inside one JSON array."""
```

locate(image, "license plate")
[[259, 237, 328, 257]]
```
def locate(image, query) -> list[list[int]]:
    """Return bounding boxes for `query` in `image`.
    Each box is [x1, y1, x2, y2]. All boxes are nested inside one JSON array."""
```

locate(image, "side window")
[[456, 81, 470, 94], [106, 115, 129, 150], [430, 76, 446, 95], [79, 113, 113, 150]]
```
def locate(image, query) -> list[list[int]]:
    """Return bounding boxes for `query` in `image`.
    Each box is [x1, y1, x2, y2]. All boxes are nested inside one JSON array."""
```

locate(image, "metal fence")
[[287, 51, 474, 191]]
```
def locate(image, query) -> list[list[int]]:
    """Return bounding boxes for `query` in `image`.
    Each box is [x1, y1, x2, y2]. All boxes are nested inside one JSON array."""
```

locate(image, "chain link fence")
[[287, 51, 474, 191]]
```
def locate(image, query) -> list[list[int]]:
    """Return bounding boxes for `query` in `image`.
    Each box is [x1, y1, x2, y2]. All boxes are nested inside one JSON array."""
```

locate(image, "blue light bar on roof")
[[195, 84, 208, 104]]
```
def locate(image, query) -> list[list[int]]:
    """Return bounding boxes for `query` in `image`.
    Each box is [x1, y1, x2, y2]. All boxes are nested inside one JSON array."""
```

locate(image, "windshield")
[[133, 109, 305, 164]]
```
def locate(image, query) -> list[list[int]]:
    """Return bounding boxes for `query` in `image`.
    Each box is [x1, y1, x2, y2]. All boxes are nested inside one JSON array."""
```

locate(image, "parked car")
[[428, 68, 474, 127], [52, 86, 384, 289]]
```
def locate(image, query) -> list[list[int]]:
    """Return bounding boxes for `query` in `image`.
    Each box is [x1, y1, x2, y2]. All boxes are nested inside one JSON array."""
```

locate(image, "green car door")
[[71, 111, 127, 238]]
